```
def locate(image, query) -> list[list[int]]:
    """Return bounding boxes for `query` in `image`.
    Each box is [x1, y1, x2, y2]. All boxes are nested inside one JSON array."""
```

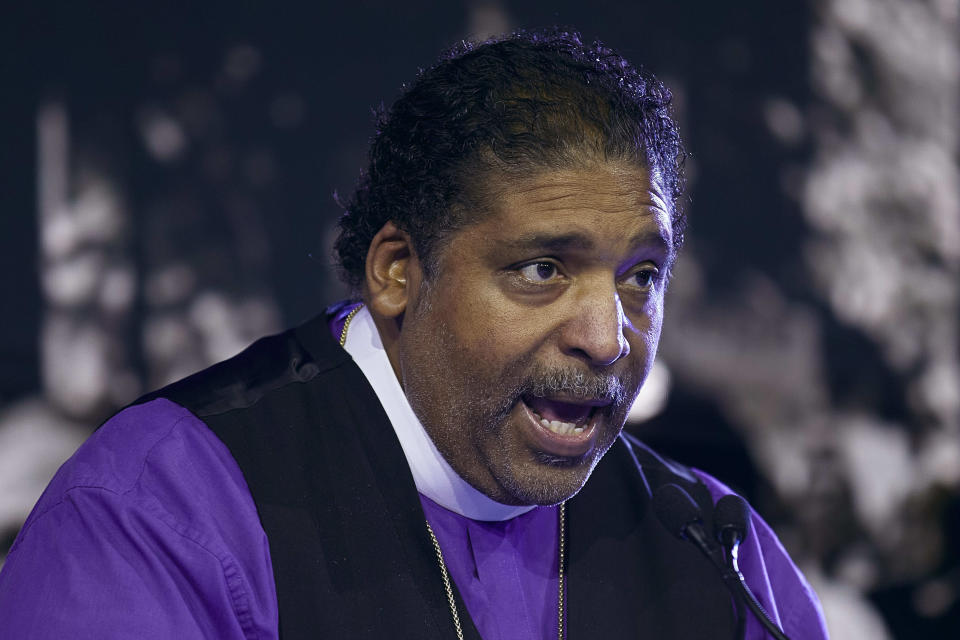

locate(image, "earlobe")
[[364, 221, 415, 320]]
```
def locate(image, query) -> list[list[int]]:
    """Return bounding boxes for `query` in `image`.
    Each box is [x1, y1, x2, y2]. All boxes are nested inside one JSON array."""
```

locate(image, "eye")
[[626, 266, 658, 289], [518, 261, 559, 283]]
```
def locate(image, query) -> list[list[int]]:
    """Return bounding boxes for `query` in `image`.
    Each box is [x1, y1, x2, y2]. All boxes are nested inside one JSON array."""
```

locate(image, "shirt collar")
[[343, 306, 535, 521]]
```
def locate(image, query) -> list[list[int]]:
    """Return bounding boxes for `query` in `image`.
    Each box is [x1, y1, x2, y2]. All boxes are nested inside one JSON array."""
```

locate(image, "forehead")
[[459, 164, 673, 258]]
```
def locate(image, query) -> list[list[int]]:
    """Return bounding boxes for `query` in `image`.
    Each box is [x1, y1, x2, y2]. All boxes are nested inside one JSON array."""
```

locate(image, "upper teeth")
[[537, 415, 585, 436]]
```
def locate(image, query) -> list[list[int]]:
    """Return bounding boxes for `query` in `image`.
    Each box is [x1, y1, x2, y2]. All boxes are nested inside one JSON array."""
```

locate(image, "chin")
[[485, 411, 625, 506], [495, 455, 599, 506]]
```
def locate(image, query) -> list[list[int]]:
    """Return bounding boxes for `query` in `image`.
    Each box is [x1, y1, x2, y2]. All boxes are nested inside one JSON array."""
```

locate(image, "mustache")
[[517, 365, 630, 407], [461, 359, 638, 425]]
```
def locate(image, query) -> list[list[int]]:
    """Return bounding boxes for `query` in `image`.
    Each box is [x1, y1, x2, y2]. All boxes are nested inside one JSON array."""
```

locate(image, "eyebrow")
[[502, 230, 672, 256]]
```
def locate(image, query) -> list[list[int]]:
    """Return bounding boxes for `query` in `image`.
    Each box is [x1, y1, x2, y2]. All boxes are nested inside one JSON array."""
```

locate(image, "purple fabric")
[[420, 495, 562, 640], [0, 399, 278, 639]]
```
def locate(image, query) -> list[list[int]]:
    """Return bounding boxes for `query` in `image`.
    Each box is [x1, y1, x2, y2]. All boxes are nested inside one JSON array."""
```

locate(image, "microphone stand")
[[688, 518, 791, 640], [719, 529, 790, 640], [720, 533, 747, 640]]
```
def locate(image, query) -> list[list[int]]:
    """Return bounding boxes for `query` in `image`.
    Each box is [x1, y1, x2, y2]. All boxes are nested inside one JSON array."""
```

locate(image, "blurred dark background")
[[2, 2, 958, 637]]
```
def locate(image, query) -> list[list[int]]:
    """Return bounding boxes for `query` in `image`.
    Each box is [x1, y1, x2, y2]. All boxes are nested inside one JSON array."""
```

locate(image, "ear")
[[364, 221, 420, 321]]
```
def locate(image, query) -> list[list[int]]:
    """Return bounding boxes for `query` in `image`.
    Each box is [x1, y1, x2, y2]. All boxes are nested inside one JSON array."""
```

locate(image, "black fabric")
[[141, 312, 736, 639], [567, 435, 736, 638]]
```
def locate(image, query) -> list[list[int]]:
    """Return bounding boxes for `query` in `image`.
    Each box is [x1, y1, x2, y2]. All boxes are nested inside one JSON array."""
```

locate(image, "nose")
[[559, 284, 630, 366]]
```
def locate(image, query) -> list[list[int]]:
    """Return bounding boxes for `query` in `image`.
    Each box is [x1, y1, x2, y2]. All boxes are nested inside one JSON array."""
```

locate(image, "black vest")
[[141, 313, 735, 639]]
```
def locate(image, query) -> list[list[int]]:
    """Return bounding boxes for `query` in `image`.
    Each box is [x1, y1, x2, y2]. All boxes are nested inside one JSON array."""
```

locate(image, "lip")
[[526, 394, 613, 409], [519, 398, 600, 458]]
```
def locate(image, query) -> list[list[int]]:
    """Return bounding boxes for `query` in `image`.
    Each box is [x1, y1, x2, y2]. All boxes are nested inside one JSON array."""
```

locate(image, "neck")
[[342, 305, 536, 521], [368, 306, 405, 384]]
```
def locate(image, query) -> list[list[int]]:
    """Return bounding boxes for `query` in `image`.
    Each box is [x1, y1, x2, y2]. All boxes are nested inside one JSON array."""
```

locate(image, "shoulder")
[[0, 306, 355, 640], [0, 398, 278, 639], [138, 312, 350, 419], [692, 468, 829, 640], [15, 398, 249, 533]]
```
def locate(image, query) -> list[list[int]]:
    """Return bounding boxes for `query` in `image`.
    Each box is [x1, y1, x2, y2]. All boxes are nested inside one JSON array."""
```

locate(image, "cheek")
[[626, 296, 665, 373], [630, 292, 664, 338], [442, 299, 529, 363], [421, 304, 508, 392], [646, 300, 664, 345]]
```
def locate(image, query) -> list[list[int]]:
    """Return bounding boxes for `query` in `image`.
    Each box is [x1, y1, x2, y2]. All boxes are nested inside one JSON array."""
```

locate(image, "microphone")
[[714, 493, 750, 574], [651, 483, 720, 563], [652, 485, 792, 640]]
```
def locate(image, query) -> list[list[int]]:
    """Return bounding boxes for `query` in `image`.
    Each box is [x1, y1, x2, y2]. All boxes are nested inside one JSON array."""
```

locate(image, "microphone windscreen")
[[652, 483, 703, 539], [714, 494, 751, 543]]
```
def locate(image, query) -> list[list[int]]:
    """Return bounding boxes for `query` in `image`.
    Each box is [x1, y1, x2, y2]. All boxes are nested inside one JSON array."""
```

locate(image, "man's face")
[[397, 163, 673, 505]]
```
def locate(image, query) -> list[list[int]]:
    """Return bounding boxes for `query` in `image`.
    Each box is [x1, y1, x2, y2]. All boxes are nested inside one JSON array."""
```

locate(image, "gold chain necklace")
[[339, 303, 566, 640]]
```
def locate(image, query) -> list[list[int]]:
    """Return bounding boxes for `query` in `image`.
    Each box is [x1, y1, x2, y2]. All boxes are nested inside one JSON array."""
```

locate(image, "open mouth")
[[524, 395, 596, 434], [518, 394, 608, 457]]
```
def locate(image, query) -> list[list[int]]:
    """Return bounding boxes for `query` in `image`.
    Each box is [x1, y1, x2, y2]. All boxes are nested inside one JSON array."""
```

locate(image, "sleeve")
[[0, 487, 256, 640], [692, 469, 830, 640]]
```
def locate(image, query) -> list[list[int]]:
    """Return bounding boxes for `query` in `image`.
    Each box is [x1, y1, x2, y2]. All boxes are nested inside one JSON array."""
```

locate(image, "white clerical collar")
[[342, 305, 535, 521]]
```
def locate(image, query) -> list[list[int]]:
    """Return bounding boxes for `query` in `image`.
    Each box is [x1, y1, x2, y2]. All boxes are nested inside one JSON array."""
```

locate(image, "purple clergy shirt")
[[420, 496, 562, 640]]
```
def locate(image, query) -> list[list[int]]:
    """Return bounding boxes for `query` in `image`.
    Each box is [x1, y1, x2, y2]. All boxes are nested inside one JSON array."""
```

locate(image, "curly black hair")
[[334, 28, 686, 291]]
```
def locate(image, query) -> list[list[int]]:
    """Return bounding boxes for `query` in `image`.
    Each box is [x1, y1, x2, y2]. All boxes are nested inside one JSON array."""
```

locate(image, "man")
[[0, 30, 828, 639]]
